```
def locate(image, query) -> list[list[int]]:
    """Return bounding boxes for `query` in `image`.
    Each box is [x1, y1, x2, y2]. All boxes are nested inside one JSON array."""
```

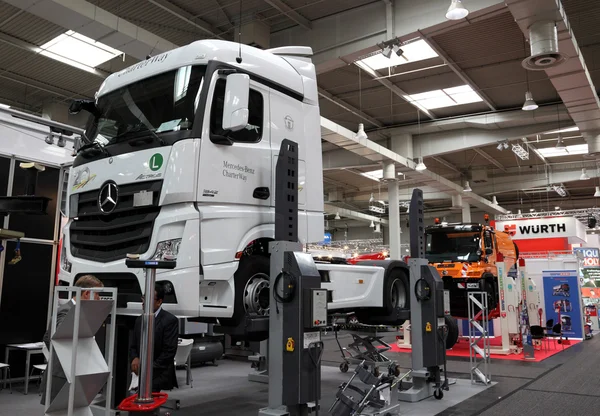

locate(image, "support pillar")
[[384, 162, 401, 260], [462, 201, 471, 223]]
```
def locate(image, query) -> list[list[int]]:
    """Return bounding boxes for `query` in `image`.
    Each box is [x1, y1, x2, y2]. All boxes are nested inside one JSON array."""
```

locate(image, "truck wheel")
[[445, 315, 459, 349], [219, 255, 270, 328], [384, 269, 409, 314]]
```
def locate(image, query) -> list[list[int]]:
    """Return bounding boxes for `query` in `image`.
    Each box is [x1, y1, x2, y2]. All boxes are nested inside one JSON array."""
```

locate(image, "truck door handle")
[[253, 187, 270, 200]]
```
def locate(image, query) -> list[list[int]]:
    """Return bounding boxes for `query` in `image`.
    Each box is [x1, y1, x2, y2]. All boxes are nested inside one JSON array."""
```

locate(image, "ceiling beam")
[[431, 156, 462, 174], [324, 204, 389, 224], [526, 141, 550, 167], [148, 0, 222, 39], [263, 0, 312, 30], [323, 177, 360, 191], [418, 31, 496, 111], [0, 71, 88, 99], [472, 148, 507, 172], [318, 88, 382, 128], [355, 61, 437, 119]]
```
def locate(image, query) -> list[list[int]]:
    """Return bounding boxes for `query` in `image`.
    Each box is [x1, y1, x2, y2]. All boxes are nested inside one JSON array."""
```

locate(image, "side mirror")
[[222, 74, 250, 132], [69, 100, 84, 114], [485, 248, 493, 255]]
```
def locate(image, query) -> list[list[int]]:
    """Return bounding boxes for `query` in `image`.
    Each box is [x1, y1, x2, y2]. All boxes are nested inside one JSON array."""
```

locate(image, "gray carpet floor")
[[0, 331, 596, 416]]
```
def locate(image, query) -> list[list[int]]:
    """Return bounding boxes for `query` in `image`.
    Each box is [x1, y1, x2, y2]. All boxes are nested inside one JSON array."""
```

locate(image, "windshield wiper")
[[78, 141, 110, 157]]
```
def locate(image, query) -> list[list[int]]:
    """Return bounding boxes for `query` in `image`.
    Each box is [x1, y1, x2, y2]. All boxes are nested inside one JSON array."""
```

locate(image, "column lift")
[[117, 139, 449, 415]]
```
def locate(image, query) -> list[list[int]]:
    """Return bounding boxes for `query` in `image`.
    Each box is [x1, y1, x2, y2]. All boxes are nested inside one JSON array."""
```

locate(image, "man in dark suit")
[[130, 284, 179, 392], [41, 275, 104, 406]]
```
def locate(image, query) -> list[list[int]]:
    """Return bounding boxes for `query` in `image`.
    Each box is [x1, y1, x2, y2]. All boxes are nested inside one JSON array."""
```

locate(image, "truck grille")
[[70, 181, 162, 263]]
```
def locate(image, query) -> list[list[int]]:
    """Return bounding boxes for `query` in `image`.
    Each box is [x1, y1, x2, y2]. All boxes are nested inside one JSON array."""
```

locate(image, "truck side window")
[[210, 78, 264, 143]]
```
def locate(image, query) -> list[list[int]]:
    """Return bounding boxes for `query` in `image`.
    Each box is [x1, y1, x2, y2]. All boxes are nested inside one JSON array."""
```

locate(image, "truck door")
[[197, 76, 271, 205]]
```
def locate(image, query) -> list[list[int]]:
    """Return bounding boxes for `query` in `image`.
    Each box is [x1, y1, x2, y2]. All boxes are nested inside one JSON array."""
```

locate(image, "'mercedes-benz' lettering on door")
[[222, 161, 255, 182]]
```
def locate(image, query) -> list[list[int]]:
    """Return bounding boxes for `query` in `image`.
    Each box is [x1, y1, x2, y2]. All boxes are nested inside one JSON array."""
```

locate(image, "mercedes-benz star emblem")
[[98, 182, 118, 214]]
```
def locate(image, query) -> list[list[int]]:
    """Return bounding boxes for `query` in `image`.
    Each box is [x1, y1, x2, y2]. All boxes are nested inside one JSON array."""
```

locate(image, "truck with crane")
[[58, 40, 411, 340]]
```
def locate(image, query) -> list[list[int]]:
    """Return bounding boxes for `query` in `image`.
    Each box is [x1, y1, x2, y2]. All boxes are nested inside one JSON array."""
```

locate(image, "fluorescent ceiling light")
[[415, 157, 427, 171], [404, 84, 483, 110], [360, 169, 384, 181], [357, 39, 438, 71], [463, 181, 472, 192], [544, 126, 579, 135], [39, 30, 122, 71], [538, 144, 588, 158]]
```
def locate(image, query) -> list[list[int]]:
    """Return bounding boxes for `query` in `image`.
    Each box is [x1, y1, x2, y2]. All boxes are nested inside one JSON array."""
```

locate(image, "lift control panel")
[[304, 288, 328, 328]]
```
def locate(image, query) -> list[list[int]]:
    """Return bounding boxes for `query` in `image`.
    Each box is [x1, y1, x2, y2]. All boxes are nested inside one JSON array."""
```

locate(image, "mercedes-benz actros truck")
[[58, 40, 410, 339]]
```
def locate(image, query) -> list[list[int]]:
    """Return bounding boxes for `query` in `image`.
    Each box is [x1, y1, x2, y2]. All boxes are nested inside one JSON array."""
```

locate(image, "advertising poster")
[[543, 270, 583, 339]]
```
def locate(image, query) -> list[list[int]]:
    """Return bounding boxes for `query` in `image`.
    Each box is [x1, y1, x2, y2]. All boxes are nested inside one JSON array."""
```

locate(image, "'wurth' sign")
[[495, 217, 585, 242]]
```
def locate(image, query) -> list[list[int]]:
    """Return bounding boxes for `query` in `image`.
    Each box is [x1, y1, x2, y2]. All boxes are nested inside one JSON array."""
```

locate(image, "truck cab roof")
[[97, 40, 311, 100]]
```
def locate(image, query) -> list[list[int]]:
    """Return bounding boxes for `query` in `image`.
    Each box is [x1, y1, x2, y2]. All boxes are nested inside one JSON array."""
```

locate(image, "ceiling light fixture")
[[446, 0, 469, 20], [595, 187, 600, 197], [555, 136, 566, 150], [492, 196, 498, 204], [335, 212, 341, 220], [497, 143, 503, 151], [463, 181, 472, 192], [415, 157, 427, 171], [392, 44, 404, 57], [530, 208, 535, 212], [581, 168, 591, 181], [369, 193, 374, 203], [369, 220, 375, 228], [555, 206, 560, 210], [522, 91, 539, 111], [511, 143, 529, 160], [382, 46, 393, 59], [355, 123, 368, 140], [504, 142, 509, 149]]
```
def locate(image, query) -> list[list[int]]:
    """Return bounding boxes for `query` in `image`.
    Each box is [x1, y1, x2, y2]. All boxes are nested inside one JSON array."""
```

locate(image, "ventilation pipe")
[[507, 0, 600, 158], [522, 21, 568, 71]]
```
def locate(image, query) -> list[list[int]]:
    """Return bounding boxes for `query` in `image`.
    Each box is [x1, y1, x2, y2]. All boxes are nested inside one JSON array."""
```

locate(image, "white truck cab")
[[59, 40, 409, 338]]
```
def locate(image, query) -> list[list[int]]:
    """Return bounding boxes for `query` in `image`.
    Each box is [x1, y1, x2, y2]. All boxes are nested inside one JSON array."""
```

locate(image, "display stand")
[[468, 292, 491, 385], [491, 261, 520, 355], [44, 286, 117, 416]]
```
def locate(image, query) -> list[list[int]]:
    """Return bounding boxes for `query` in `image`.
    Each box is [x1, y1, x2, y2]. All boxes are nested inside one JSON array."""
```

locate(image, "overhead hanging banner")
[[543, 270, 584, 339], [496, 217, 587, 243]]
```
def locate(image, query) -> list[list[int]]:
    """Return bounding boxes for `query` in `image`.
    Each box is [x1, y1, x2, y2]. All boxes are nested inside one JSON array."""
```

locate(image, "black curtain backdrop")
[[0, 159, 59, 377]]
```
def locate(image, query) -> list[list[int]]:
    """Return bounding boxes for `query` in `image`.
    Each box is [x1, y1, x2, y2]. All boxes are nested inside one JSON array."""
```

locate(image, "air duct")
[[522, 21, 567, 71]]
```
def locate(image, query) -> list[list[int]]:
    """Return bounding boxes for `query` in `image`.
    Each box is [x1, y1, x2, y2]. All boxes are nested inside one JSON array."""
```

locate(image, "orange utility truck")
[[425, 215, 518, 319]]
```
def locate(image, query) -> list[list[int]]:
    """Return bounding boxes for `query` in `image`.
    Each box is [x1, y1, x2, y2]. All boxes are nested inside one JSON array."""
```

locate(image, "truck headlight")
[[61, 242, 72, 273], [152, 239, 182, 261]]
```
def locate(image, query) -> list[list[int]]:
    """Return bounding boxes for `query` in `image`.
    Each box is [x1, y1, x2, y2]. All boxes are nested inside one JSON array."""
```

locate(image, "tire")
[[445, 315, 459, 349], [339, 362, 349, 373], [219, 255, 270, 328], [383, 269, 409, 315]]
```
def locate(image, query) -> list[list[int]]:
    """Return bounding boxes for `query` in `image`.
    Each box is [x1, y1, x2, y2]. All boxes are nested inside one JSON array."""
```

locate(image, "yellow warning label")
[[425, 322, 432, 332], [286, 337, 295, 352]]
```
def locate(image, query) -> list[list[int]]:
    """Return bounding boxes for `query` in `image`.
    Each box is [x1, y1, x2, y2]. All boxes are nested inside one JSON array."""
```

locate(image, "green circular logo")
[[149, 153, 163, 171]]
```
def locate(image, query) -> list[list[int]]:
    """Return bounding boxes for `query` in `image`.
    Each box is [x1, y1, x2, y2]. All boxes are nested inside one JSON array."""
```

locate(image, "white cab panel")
[[320, 264, 385, 309], [159, 139, 200, 206]]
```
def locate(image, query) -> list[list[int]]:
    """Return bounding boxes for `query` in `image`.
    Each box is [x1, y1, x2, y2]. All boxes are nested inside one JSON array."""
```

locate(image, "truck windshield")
[[85, 65, 206, 145], [425, 229, 482, 263]]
